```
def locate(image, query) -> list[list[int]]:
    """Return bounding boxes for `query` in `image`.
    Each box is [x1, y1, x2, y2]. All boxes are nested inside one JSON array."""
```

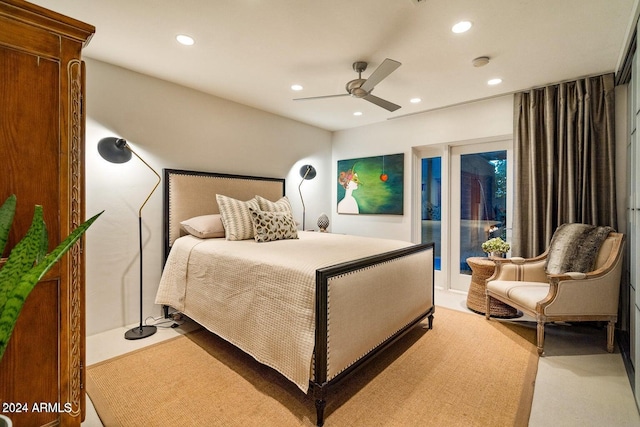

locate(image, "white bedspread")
[[155, 231, 413, 393]]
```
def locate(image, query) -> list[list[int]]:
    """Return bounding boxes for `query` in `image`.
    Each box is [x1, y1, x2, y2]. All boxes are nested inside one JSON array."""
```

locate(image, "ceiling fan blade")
[[363, 94, 401, 112], [293, 94, 349, 101], [360, 58, 401, 92]]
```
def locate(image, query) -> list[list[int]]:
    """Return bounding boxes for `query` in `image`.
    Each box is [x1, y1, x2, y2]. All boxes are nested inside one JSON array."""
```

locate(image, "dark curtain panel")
[[512, 73, 617, 257]]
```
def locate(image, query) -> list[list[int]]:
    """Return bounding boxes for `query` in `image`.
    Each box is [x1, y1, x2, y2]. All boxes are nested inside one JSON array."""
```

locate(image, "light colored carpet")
[[86, 307, 538, 426]]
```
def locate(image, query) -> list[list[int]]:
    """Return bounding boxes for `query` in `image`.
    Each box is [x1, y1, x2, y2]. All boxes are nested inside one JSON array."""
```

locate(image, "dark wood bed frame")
[[313, 246, 435, 425], [161, 168, 435, 426]]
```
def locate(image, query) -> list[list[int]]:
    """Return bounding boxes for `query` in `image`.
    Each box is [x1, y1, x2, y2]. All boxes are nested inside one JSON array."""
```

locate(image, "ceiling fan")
[[294, 58, 402, 112]]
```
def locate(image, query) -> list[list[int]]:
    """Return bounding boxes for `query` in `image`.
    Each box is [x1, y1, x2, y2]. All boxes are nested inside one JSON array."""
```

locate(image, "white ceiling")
[[30, 0, 637, 132]]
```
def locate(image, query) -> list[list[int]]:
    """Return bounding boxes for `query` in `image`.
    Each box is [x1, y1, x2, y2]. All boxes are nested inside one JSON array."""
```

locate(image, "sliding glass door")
[[417, 138, 511, 292]]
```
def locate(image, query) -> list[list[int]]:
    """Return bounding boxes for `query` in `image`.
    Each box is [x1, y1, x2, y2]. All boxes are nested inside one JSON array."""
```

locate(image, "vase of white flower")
[[481, 237, 510, 257]]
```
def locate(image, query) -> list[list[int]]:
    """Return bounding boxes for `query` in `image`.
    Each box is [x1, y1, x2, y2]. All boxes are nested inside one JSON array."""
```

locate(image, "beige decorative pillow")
[[249, 208, 298, 242], [216, 194, 260, 241], [255, 195, 293, 214], [180, 214, 225, 239]]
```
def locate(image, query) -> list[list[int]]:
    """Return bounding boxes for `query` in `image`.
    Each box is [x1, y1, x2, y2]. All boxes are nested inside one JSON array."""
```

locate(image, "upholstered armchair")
[[485, 224, 625, 355]]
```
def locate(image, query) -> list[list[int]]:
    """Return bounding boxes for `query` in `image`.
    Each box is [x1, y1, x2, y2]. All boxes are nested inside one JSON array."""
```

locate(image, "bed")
[[155, 168, 435, 426]]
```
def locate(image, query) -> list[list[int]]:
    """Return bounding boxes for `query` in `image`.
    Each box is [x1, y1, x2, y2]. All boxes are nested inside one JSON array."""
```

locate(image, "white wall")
[[83, 59, 332, 335], [330, 96, 514, 241]]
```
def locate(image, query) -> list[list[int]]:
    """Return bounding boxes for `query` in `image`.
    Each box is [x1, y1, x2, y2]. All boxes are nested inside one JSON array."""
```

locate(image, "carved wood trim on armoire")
[[0, 1, 94, 426]]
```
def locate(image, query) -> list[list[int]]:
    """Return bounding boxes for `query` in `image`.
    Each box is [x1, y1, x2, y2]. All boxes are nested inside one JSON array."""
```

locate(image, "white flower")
[[482, 237, 510, 254]]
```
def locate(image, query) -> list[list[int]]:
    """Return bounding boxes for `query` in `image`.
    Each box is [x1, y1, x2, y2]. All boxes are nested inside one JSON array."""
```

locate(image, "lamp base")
[[124, 325, 157, 340]]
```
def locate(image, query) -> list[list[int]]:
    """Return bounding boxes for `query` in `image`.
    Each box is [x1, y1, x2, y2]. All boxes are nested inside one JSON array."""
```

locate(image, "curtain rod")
[[388, 72, 614, 122]]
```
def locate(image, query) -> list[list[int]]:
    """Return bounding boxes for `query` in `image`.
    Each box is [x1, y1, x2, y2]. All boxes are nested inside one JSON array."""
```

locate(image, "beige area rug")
[[86, 307, 538, 427]]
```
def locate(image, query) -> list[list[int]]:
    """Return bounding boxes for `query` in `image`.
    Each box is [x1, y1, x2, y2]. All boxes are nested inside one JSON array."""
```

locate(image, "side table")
[[466, 256, 520, 318]]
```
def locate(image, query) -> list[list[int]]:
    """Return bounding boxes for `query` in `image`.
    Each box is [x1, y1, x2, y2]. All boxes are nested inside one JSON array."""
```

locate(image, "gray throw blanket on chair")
[[545, 223, 614, 274]]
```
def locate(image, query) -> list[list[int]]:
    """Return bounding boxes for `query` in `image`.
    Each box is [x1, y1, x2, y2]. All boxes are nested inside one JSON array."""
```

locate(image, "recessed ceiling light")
[[488, 78, 503, 86], [291, 84, 303, 91], [353, 111, 363, 116], [451, 21, 472, 33], [176, 34, 195, 46], [410, 97, 422, 104]]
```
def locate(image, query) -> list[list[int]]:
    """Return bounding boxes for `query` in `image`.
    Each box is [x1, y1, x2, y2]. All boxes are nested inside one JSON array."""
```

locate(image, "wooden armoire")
[[0, 1, 94, 426]]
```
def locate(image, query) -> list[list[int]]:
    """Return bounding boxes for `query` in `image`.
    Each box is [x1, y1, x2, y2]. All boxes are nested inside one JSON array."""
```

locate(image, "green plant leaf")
[[0, 195, 17, 256], [0, 209, 103, 361], [32, 210, 103, 282], [36, 218, 48, 266], [0, 206, 46, 315]]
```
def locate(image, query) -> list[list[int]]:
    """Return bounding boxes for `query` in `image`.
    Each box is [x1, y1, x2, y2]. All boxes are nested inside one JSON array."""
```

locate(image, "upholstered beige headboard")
[[163, 169, 285, 260]]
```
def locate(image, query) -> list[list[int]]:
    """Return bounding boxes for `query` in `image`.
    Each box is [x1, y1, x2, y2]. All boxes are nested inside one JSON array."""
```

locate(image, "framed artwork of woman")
[[337, 153, 404, 215]]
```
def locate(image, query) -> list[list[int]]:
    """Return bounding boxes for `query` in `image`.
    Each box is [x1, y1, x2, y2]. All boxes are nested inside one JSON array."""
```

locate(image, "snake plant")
[[0, 194, 102, 360]]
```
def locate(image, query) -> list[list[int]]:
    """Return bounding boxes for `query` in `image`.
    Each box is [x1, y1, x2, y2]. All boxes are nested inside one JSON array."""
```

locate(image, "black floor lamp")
[[98, 137, 161, 340], [298, 164, 316, 231]]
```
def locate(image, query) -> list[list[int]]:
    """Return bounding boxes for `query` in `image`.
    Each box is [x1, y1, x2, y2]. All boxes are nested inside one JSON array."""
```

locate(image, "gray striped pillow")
[[216, 194, 260, 241]]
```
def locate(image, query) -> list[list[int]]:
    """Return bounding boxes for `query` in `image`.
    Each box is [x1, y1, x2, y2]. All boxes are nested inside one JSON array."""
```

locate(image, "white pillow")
[[216, 194, 260, 241], [180, 214, 225, 239]]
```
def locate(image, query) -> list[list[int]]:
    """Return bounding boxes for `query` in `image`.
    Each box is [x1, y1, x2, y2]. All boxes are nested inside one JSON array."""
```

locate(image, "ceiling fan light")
[[350, 87, 368, 98]]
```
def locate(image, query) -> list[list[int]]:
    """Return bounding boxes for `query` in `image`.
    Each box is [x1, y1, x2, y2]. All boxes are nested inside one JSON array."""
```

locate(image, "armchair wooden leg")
[[536, 320, 545, 355], [607, 321, 615, 353], [485, 295, 491, 320]]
